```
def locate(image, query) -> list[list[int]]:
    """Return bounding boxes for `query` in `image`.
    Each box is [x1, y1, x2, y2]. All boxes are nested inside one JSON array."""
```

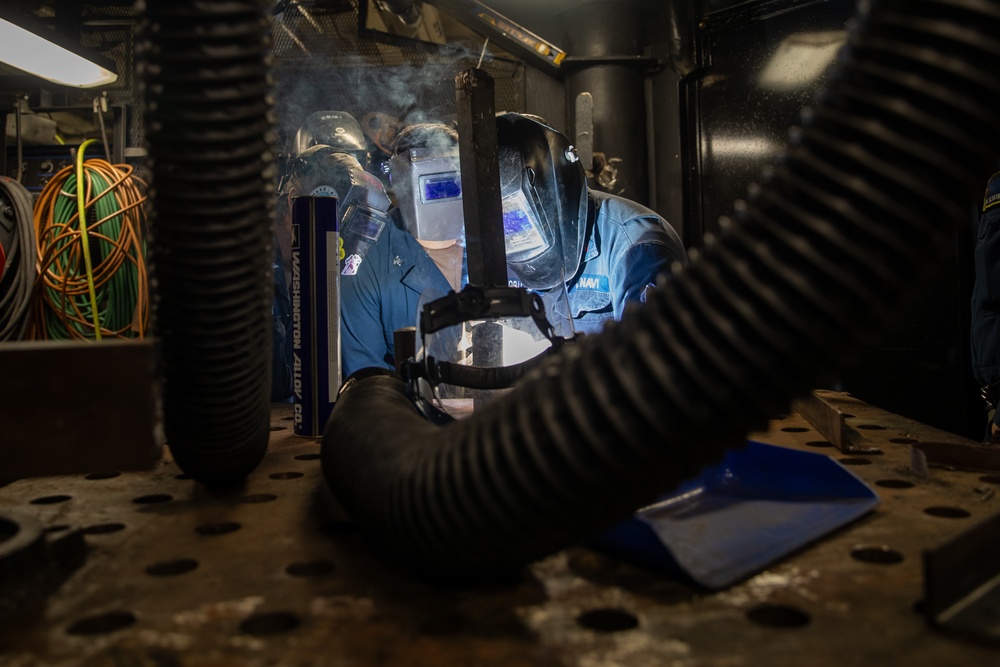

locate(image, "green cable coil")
[[34, 157, 149, 340]]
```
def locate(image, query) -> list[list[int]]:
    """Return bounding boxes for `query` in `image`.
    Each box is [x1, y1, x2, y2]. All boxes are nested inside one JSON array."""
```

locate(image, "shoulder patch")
[[984, 171, 1000, 211]]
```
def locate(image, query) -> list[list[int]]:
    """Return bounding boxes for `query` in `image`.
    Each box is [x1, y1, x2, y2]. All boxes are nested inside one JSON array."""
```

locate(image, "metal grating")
[[271, 0, 524, 152]]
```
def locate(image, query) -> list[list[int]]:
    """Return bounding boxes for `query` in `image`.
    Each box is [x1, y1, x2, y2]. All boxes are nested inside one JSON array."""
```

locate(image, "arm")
[[609, 215, 687, 320], [340, 259, 394, 379]]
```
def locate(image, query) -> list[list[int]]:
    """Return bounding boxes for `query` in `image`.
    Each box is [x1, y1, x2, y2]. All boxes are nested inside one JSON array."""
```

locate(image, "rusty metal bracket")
[[911, 441, 1000, 473], [792, 390, 881, 454], [923, 509, 1000, 643]]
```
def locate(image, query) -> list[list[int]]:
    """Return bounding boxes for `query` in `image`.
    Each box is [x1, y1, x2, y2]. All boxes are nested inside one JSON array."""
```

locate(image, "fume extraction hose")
[[322, 0, 1000, 581], [137, 0, 276, 485]]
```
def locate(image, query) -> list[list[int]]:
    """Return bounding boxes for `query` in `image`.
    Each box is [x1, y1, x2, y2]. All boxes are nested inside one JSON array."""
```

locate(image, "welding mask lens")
[[501, 188, 549, 261]]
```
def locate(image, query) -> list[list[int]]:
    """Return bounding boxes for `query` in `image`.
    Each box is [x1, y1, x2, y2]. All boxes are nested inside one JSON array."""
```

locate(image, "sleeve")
[[339, 257, 393, 379], [609, 214, 687, 320]]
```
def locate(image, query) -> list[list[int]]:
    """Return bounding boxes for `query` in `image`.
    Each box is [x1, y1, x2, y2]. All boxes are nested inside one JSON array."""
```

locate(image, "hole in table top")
[[286, 560, 336, 577], [319, 519, 357, 537], [85, 472, 121, 480], [270, 426, 286, 432], [1, 519, 19, 544], [66, 610, 136, 635], [781, 427, 810, 433], [132, 494, 172, 505], [145, 558, 199, 576], [875, 479, 915, 489], [746, 603, 810, 628], [840, 413, 856, 419], [269, 472, 304, 480], [924, 506, 971, 519], [196, 521, 242, 536], [83, 522, 126, 535], [240, 611, 302, 636], [576, 608, 639, 633], [856, 424, 886, 430], [295, 453, 321, 461], [241, 493, 278, 504], [838, 458, 872, 466], [805, 440, 833, 448], [30, 495, 71, 505], [851, 545, 904, 565]]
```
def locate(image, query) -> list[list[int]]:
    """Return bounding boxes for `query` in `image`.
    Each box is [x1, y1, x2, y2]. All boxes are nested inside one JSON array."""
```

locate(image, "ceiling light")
[[0, 12, 117, 88], [759, 30, 846, 91]]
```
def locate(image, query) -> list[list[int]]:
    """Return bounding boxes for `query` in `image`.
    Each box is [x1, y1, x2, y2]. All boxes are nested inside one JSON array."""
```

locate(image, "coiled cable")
[[0, 176, 36, 341], [31, 147, 149, 340]]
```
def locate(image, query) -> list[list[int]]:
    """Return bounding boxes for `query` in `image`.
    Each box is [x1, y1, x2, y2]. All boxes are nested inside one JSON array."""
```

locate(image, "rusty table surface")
[[2, 391, 1000, 666]]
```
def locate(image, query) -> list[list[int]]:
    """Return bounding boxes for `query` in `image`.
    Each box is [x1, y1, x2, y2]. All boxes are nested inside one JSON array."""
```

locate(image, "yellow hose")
[[75, 138, 102, 340]]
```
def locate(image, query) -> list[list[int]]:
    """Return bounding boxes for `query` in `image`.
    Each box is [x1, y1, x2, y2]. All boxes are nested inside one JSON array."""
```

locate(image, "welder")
[[497, 112, 687, 334], [294, 110, 371, 169], [339, 122, 464, 378]]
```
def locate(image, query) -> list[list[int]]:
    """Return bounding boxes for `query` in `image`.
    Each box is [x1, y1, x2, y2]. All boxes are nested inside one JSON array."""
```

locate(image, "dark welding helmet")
[[292, 145, 390, 274], [388, 123, 465, 243], [496, 113, 588, 290], [295, 110, 370, 168]]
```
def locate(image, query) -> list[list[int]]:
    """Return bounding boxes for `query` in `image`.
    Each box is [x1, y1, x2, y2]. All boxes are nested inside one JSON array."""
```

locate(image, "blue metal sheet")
[[591, 441, 880, 590]]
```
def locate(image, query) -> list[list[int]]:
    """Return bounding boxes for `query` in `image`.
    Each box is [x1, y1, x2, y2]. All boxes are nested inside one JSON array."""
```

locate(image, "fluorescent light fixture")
[[706, 136, 779, 159], [759, 30, 846, 91], [0, 15, 117, 88]]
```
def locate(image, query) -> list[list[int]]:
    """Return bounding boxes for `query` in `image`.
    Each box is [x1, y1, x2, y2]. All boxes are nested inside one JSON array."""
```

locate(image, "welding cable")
[[75, 139, 104, 339], [320, 0, 1000, 582], [0, 176, 36, 341], [31, 153, 148, 340]]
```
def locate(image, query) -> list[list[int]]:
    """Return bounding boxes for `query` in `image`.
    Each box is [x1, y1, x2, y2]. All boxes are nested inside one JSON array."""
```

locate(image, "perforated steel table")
[[2, 393, 999, 666]]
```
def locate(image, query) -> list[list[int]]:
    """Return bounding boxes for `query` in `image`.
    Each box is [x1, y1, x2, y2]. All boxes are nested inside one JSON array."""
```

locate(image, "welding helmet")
[[388, 123, 465, 243], [291, 145, 390, 274], [496, 113, 588, 290], [295, 110, 370, 168]]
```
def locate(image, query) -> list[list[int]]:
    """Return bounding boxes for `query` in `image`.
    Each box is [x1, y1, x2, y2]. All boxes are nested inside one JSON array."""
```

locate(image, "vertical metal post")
[[455, 67, 507, 287], [563, 1, 649, 203]]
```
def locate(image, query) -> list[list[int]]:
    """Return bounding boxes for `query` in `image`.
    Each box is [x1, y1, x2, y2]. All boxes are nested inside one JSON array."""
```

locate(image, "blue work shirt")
[[566, 190, 687, 334], [339, 216, 453, 378], [972, 171, 1000, 389]]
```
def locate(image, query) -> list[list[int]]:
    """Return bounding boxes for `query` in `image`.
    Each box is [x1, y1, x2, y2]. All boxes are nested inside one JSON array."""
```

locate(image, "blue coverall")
[[565, 190, 686, 334], [971, 171, 1000, 431], [339, 216, 453, 379], [338, 190, 686, 377]]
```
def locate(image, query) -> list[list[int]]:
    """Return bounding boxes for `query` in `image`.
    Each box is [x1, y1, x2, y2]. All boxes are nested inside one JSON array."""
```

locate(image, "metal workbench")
[[2, 393, 999, 666]]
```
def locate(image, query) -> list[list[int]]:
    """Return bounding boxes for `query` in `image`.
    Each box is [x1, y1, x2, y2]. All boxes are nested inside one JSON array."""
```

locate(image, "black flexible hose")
[[322, 0, 1000, 581], [0, 176, 36, 341], [137, 0, 276, 485]]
